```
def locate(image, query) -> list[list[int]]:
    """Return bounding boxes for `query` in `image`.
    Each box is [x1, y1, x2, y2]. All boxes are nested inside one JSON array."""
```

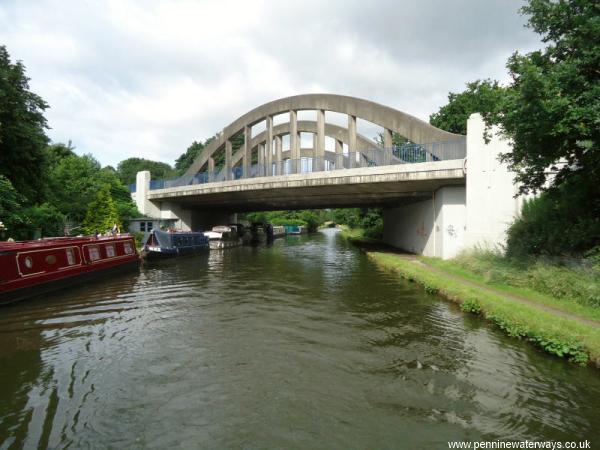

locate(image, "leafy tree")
[[245, 209, 331, 232], [44, 142, 76, 169], [175, 140, 206, 175], [45, 153, 103, 222], [0, 45, 50, 202], [332, 208, 383, 238], [507, 174, 600, 258], [429, 79, 507, 135], [96, 166, 140, 229], [44, 152, 139, 227], [117, 157, 175, 185], [81, 185, 121, 234], [0, 175, 27, 238], [495, 0, 600, 196], [21, 203, 65, 239]]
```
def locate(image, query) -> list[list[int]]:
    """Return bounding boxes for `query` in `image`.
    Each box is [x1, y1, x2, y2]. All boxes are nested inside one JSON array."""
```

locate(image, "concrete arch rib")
[[185, 93, 462, 176], [230, 121, 376, 167]]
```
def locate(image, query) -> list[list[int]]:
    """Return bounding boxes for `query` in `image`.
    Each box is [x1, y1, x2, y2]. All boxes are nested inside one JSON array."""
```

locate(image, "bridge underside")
[[147, 161, 465, 212]]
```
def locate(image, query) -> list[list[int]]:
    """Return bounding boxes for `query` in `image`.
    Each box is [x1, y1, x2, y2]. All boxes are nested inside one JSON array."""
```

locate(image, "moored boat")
[[0, 235, 139, 304], [142, 229, 209, 259], [272, 225, 286, 238], [250, 223, 268, 243], [204, 225, 242, 249], [284, 225, 306, 235]]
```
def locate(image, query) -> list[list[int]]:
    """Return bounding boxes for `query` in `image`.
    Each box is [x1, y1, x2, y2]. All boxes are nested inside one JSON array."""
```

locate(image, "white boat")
[[204, 225, 242, 249], [272, 226, 286, 238]]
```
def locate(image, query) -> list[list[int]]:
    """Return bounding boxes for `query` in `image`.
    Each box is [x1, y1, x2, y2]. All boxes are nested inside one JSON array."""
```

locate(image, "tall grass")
[[452, 248, 600, 308]]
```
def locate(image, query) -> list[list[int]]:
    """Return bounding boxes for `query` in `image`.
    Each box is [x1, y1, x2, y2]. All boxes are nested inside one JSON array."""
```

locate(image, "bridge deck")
[[146, 159, 465, 211]]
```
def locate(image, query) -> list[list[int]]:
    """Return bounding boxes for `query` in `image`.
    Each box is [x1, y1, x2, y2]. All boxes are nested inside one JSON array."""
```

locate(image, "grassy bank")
[[340, 228, 600, 367]]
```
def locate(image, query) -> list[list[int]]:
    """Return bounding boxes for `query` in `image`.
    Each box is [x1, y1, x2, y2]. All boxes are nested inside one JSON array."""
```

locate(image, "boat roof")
[[0, 235, 134, 252], [212, 226, 233, 232]]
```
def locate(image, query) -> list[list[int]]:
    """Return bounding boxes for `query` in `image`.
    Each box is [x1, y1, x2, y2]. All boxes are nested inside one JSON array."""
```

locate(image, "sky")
[[0, 0, 541, 168]]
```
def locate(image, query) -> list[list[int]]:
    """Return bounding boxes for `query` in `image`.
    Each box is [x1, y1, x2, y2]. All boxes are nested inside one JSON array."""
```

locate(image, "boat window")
[[66, 248, 76, 265], [88, 246, 101, 261], [45, 255, 57, 265], [105, 244, 116, 258], [123, 242, 133, 255], [24, 256, 33, 269]]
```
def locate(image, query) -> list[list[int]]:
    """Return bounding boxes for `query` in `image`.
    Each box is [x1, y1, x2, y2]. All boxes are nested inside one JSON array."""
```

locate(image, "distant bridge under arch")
[[132, 94, 521, 259]]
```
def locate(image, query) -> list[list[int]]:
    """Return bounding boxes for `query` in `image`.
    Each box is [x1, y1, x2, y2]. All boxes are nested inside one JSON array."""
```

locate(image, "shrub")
[[461, 298, 481, 314]]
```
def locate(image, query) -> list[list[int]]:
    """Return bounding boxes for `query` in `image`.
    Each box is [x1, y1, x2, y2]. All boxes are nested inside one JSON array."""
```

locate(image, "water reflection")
[[1, 229, 599, 449]]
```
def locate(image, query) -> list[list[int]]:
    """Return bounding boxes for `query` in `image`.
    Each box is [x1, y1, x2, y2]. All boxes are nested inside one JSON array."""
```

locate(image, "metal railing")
[[126, 139, 465, 192]]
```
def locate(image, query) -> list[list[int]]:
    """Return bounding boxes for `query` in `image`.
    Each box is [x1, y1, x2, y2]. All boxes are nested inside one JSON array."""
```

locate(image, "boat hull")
[[0, 258, 140, 305], [143, 245, 208, 259], [209, 239, 242, 250]]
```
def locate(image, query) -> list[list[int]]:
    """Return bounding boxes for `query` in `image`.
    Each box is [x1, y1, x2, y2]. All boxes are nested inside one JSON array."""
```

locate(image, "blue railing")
[[129, 139, 465, 192]]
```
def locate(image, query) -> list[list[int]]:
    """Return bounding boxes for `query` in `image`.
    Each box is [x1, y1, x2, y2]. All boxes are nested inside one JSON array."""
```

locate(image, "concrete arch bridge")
[[132, 94, 522, 259]]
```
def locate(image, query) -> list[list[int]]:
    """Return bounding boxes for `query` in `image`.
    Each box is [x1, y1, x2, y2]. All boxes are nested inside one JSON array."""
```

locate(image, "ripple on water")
[[1, 229, 600, 449]]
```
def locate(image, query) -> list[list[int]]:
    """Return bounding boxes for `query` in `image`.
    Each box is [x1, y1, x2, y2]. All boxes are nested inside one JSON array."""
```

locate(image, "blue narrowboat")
[[142, 229, 209, 259]]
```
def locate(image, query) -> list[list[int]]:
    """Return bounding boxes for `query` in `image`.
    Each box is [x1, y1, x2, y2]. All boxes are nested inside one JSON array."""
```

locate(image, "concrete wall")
[[383, 186, 466, 259], [382, 115, 523, 258], [464, 114, 522, 250]]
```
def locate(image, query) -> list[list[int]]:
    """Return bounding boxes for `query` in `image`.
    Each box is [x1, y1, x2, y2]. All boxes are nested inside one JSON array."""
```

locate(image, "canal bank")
[[341, 228, 600, 367]]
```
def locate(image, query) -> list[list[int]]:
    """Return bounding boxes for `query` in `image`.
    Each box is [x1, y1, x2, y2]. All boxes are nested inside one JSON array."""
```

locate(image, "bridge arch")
[[185, 94, 462, 178]]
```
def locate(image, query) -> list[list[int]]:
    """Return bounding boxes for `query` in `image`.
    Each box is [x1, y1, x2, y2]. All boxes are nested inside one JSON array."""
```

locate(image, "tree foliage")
[[496, 0, 600, 196], [506, 174, 600, 258], [117, 157, 175, 185], [21, 203, 65, 239], [245, 210, 331, 233], [0, 175, 27, 237], [332, 208, 383, 238], [81, 185, 121, 235], [429, 79, 507, 135], [0, 175, 64, 239], [0, 45, 49, 203]]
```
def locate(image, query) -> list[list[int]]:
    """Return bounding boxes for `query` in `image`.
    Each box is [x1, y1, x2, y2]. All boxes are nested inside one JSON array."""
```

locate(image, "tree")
[[117, 157, 175, 185], [21, 203, 65, 239], [506, 177, 600, 257], [175, 140, 206, 175], [175, 136, 223, 175], [44, 152, 139, 227], [0, 175, 27, 238], [45, 153, 103, 221], [495, 0, 600, 196], [429, 79, 507, 135], [0, 46, 50, 203], [81, 185, 121, 234]]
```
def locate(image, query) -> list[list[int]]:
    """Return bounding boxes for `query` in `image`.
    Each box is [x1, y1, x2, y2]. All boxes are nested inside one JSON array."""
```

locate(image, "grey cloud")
[[0, 0, 540, 167]]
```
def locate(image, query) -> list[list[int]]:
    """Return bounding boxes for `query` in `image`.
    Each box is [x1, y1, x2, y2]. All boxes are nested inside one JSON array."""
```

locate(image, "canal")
[[1, 228, 599, 449]]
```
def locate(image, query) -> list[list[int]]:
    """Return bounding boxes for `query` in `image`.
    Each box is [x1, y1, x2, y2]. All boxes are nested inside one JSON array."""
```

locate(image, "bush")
[[333, 208, 383, 238], [461, 298, 481, 314], [506, 177, 600, 258]]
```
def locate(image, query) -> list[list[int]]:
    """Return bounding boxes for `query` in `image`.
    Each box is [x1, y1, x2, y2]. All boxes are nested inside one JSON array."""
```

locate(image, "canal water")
[[1, 229, 599, 449]]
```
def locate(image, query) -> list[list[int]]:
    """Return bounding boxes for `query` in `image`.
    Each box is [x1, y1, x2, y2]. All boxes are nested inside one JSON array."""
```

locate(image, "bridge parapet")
[[128, 139, 465, 193]]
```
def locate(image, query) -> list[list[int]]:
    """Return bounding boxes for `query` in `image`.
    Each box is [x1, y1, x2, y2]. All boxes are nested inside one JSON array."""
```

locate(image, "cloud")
[[0, 0, 540, 167]]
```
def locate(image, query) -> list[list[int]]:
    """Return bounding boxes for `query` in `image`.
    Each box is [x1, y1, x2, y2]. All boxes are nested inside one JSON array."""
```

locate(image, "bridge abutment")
[[382, 113, 523, 258]]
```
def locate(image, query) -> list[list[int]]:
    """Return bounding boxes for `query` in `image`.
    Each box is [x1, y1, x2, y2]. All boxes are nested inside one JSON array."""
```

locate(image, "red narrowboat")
[[0, 235, 140, 305]]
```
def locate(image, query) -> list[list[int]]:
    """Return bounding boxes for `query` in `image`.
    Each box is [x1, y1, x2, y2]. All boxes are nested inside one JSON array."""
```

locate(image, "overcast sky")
[[0, 0, 541, 168]]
